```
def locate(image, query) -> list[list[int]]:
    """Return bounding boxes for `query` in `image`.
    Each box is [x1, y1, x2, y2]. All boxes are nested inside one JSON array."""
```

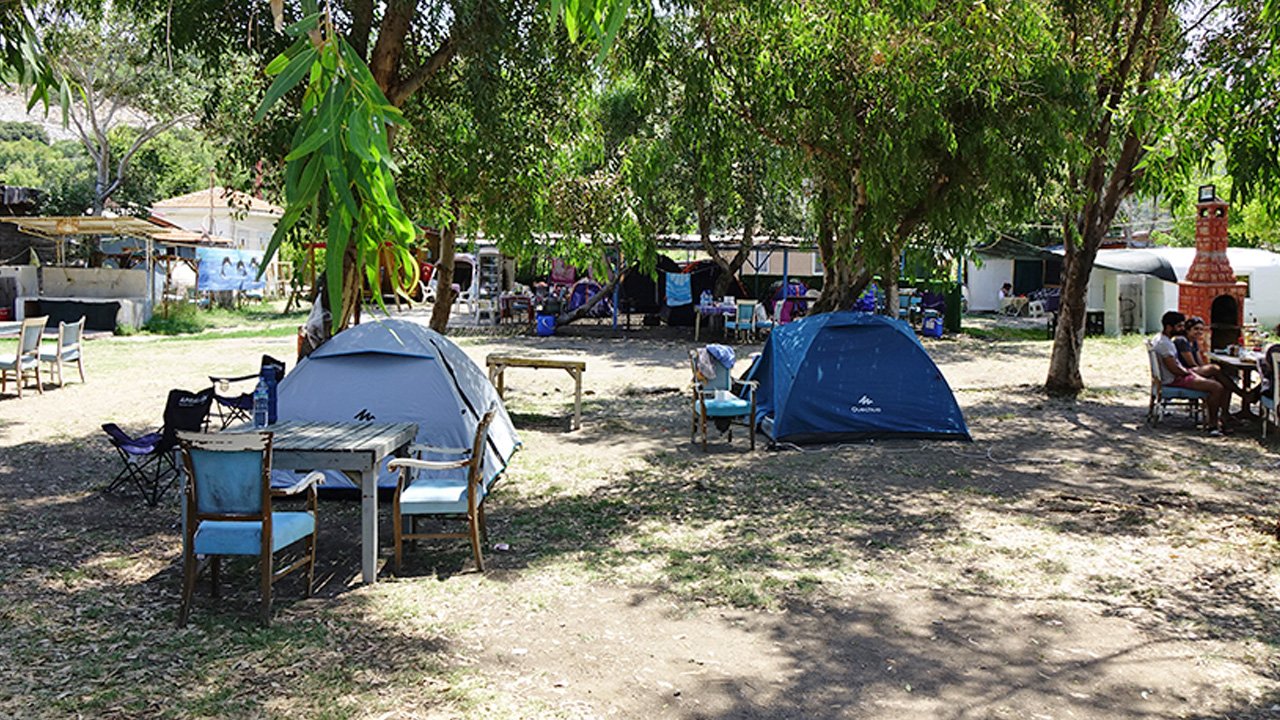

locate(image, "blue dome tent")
[[745, 312, 970, 443]]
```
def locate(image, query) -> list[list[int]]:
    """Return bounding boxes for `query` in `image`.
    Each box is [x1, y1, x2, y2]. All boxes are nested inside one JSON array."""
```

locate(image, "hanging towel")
[[696, 348, 717, 381], [665, 272, 692, 306]]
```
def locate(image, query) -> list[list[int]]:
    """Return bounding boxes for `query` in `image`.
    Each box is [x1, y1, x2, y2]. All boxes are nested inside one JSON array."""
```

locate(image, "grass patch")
[[139, 300, 307, 338], [143, 303, 210, 335]]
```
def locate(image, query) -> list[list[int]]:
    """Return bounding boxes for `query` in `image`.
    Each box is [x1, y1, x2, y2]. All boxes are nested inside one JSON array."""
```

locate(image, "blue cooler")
[[921, 312, 944, 338], [536, 314, 556, 337]]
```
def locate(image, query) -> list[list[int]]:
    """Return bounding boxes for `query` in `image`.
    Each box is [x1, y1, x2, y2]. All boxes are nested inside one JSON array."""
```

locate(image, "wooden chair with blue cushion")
[[725, 300, 764, 343], [1145, 340, 1208, 427], [176, 431, 322, 626], [388, 407, 498, 573], [689, 349, 757, 450], [0, 315, 47, 397], [41, 316, 85, 386]]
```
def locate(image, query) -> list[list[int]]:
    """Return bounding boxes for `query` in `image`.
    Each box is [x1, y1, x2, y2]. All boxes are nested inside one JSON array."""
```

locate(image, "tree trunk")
[[812, 206, 870, 313], [1045, 0, 1169, 396], [428, 218, 458, 333], [884, 270, 899, 319], [556, 265, 624, 325]]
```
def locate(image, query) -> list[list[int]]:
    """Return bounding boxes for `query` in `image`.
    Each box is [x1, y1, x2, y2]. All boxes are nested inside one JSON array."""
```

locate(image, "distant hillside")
[[0, 89, 150, 143]]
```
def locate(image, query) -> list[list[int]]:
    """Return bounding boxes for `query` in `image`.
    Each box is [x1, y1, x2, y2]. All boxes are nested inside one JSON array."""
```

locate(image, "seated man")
[[1154, 311, 1229, 436], [998, 283, 1027, 315]]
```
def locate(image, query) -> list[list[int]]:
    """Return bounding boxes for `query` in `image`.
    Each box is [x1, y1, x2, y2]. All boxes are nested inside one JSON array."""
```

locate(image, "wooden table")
[[486, 354, 586, 430], [265, 420, 418, 584], [1209, 352, 1262, 418]]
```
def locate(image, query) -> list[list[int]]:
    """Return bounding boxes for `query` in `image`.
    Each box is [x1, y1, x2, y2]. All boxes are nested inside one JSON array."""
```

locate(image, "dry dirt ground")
[[2, 312, 1279, 719]]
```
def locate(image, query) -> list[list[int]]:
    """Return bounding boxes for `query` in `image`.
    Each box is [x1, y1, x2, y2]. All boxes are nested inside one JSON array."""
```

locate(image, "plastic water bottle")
[[252, 377, 270, 428], [265, 373, 279, 425]]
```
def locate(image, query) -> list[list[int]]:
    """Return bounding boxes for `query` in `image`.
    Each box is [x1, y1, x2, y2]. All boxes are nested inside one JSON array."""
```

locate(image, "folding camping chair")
[[102, 388, 213, 506], [177, 430, 322, 627], [208, 355, 286, 430]]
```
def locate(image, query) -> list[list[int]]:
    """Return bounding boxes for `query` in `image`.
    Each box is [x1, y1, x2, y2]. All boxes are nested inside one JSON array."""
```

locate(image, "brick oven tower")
[[1178, 185, 1247, 349]]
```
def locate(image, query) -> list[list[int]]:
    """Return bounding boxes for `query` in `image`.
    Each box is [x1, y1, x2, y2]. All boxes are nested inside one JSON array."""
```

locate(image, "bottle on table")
[[252, 377, 270, 428]]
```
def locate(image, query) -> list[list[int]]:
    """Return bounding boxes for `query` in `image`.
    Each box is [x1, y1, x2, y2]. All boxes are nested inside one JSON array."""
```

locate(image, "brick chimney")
[[1178, 185, 1246, 349]]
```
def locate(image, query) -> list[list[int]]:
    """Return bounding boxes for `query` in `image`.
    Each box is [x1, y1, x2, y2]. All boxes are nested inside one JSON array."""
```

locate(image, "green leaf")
[[264, 52, 291, 76], [285, 122, 337, 161], [347, 106, 374, 162], [296, 154, 325, 205], [285, 12, 321, 37], [254, 47, 317, 121]]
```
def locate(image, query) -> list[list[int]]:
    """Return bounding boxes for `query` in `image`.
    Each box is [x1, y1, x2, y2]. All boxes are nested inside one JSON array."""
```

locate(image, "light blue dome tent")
[[276, 320, 520, 489], [744, 312, 970, 444]]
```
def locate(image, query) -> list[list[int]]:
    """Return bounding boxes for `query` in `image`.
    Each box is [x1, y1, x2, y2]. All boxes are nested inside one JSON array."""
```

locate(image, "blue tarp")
[[745, 311, 970, 443]]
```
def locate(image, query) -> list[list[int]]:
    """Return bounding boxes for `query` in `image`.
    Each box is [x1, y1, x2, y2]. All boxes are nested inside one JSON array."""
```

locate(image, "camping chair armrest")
[[208, 372, 259, 385], [388, 457, 472, 472]]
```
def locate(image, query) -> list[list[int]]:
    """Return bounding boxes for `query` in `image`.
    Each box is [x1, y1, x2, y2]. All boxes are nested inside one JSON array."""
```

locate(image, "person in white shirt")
[[1153, 311, 1228, 435]]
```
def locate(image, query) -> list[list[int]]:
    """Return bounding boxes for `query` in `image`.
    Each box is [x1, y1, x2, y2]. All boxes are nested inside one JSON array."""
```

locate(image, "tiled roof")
[[152, 187, 283, 216]]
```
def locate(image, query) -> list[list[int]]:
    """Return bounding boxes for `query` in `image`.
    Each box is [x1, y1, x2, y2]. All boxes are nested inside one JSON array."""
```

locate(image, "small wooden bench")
[[486, 354, 587, 430]]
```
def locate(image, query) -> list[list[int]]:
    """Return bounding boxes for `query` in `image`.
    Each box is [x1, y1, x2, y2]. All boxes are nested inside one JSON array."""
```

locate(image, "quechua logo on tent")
[[850, 395, 882, 413], [354, 409, 376, 421]]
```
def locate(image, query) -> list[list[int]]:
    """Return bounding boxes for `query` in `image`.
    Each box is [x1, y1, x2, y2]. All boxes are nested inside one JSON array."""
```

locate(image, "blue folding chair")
[[176, 431, 322, 626], [208, 355, 286, 430]]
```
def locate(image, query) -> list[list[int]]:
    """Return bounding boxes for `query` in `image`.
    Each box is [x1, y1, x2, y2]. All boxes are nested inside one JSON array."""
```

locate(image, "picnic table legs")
[[489, 365, 506, 398], [360, 466, 379, 584], [694, 311, 701, 342], [570, 367, 582, 430]]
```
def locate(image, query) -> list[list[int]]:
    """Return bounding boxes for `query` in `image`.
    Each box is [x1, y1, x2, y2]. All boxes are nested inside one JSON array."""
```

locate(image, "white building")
[[149, 187, 285, 295], [967, 241, 1280, 335], [150, 187, 283, 252]]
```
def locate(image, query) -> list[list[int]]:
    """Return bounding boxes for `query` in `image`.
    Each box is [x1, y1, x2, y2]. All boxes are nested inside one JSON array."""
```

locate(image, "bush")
[[143, 302, 209, 335]]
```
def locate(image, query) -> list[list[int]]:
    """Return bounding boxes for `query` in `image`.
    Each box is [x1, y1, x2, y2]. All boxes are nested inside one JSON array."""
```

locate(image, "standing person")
[[1176, 316, 1255, 409], [1154, 311, 1229, 435]]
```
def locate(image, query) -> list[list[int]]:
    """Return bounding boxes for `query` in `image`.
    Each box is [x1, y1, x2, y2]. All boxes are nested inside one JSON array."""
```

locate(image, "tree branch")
[[389, 33, 457, 107]]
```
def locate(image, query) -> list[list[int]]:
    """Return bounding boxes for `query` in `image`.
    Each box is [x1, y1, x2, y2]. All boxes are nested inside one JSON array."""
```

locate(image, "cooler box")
[[536, 313, 556, 337], [921, 313, 944, 338]]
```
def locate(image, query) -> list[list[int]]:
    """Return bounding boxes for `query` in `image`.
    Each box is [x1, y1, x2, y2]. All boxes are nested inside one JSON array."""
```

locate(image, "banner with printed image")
[[197, 247, 266, 292]]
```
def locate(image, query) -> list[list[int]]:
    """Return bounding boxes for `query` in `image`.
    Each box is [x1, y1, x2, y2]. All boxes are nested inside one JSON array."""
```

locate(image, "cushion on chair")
[[0, 354, 38, 369], [704, 395, 751, 417], [192, 511, 316, 556], [1162, 386, 1209, 400], [39, 349, 80, 362], [399, 475, 487, 515]]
